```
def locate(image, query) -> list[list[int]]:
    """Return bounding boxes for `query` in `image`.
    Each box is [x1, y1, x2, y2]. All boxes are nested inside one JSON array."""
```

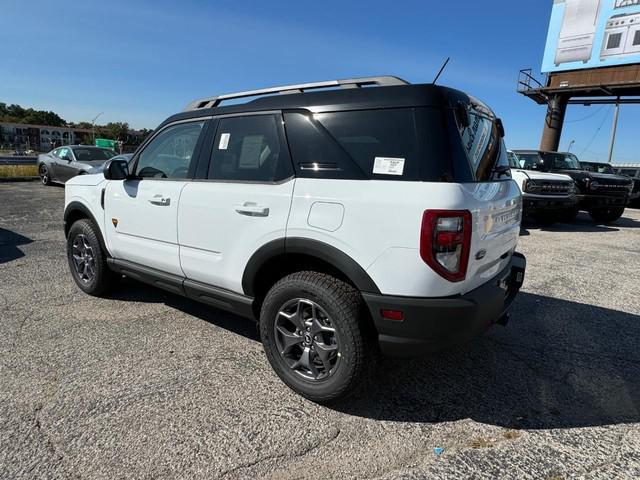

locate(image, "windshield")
[[581, 162, 615, 174], [540, 152, 581, 170], [72, 148, 116, 162], [507, 151, 520, 168]]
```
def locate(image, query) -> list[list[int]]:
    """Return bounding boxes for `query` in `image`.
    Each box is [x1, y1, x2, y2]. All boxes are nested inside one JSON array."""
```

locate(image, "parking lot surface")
[[1, 182, 639, 479]]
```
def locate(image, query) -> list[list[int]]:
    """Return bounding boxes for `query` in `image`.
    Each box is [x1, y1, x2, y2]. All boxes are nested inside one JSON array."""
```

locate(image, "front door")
[[178, 113, 294, 294], [53, 147, 76, 182], [104, 120, 207, 276]]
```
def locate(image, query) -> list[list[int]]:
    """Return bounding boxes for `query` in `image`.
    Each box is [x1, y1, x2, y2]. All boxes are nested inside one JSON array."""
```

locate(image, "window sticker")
[[218, 133, 230, 150], [373, 157, 405, 176], [238, 135, 265, 169]]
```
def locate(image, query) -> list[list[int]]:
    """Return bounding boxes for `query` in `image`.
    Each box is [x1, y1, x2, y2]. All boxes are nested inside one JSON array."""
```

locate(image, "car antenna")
[[432, 57, 450, 85]]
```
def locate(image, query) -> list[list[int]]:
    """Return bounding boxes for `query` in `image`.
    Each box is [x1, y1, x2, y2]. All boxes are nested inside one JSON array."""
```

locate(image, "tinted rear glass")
[[284, 108, 451, 182]]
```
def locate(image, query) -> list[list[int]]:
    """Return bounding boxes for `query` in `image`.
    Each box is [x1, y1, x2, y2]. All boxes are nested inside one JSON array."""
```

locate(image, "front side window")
[[209, 115, 291, 182], [135, 121, 204, 179], [57, 147, 72, 160]]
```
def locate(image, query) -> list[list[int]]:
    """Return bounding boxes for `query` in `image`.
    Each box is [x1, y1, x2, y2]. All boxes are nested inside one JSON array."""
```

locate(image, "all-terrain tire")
[[67, 218, 115, 296], [259, 271, 373, 403], [589, 206, 625, 224]]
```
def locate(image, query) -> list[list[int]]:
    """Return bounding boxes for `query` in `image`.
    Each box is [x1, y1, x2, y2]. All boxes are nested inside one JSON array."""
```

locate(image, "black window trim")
[[128, 116, 213, 182], [198, 110, 296, 185]]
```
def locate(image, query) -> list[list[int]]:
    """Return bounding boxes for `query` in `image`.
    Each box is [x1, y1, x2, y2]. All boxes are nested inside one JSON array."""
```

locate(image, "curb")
[[0, 176, 40, 183]]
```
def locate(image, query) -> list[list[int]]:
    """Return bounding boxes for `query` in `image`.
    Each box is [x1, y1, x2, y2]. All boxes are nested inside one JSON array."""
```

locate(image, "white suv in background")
[[507, 150, 577, 224], [63, 76, 526, 402]]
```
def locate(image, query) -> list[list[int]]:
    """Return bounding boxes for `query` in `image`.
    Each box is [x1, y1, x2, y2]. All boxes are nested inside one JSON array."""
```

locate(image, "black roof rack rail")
[[183, 76, 410, 111]]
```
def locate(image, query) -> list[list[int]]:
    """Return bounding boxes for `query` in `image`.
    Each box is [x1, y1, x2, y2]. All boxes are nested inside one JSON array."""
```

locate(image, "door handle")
[[149, 194, 171, 206], [234, 202, 269, 217]]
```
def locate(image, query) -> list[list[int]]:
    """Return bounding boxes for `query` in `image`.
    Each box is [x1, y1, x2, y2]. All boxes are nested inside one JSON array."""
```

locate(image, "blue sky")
[[1, 0, 637, 162]]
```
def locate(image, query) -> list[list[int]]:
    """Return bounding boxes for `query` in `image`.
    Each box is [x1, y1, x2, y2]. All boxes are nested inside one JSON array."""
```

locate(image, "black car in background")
[[512, 150, 633, 223], [38, 145, 117, 186], [611, 164, 640, 207]]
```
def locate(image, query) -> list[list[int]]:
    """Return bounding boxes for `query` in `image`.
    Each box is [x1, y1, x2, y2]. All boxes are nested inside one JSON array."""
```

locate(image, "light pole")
[[567, 140, 575, 152], [91, 112, 104, 143]]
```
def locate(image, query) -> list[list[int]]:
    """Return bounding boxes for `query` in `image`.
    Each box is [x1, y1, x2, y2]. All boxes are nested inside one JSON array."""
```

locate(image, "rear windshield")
[[72, 148, 115, 162], [454, 97, 507, 181]]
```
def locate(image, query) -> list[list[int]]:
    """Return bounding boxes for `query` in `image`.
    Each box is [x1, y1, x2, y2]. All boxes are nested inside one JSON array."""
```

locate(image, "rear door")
[[178, 113, 295, 294], [104, 119, 208, 276]]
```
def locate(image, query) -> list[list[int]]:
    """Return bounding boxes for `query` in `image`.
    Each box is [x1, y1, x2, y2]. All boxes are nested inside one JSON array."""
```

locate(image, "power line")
[[578, 106, 613, 157], [565, 105, 605, 123]]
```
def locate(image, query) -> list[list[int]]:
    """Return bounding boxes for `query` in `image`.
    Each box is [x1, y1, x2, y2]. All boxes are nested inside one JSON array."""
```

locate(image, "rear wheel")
[[67, 219, 115, 296], [259, 271, 372, 403], [39, 164, 52, 185], [589, 207, 625, 224]]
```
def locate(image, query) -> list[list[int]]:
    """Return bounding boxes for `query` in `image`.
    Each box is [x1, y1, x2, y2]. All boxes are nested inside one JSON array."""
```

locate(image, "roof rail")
[[183, 76, 410, 111]]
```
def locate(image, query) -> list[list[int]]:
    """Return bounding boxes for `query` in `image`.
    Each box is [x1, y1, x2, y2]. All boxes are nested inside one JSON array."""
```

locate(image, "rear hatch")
[[449, 93, 521, 293]]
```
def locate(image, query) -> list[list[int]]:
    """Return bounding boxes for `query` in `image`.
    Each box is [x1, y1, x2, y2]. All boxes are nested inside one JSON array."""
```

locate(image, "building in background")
[[0, 122, 149, 152]]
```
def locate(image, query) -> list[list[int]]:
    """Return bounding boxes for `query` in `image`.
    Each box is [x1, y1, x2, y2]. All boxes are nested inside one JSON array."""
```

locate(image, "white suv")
[[64, 76, 526, 402], [507, 150, 577, 224]]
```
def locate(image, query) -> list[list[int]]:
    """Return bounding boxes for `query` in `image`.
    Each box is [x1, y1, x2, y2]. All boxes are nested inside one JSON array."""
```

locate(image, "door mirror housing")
[[103, 159, 130, 180]]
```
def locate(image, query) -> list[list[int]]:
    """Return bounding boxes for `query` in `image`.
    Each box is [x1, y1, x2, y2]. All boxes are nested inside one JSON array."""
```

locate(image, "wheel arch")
[[243, 237, 381, 306], [63, 201, 108, 255]]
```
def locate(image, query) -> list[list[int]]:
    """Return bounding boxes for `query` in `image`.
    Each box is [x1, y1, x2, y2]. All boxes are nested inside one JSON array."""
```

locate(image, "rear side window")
[[209, 114, 292, 182], [284, 108, 449, 181]]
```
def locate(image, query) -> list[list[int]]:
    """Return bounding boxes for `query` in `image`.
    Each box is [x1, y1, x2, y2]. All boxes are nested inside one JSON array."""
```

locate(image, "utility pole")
[[607, 98, 620, 164], [91, 112, 104, 143]]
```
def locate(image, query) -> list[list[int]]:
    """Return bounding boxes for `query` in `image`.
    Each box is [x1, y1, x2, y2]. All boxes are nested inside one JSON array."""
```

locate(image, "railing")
[[517, 69, 545, 94]]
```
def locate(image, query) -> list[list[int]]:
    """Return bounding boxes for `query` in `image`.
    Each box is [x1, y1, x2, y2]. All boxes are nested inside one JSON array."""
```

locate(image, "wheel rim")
[[274, 298, 340, 381], [40, 166, 48, 184], [71, 234, 95, 283]]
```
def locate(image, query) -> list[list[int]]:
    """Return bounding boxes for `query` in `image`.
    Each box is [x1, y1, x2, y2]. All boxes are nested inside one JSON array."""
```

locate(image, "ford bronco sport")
[[512, 150, 633, 224], [64, 76, 526, 402]]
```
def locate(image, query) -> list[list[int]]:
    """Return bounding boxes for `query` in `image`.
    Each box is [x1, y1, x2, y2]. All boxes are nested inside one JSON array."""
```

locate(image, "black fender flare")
[[63, 201, 109, 255], [241, 237, 381, 296]]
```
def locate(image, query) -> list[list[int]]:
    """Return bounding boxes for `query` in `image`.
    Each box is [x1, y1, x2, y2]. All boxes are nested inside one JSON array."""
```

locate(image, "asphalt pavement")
[[1, 181, 639, 479]]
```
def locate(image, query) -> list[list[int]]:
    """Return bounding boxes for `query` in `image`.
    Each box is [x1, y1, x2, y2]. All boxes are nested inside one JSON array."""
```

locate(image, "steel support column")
[[540, 94, 568, 152]]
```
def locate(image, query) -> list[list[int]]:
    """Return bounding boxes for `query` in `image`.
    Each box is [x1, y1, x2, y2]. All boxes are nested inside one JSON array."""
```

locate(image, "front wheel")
[[589, 207, 625, 224], [559, 206, 579, 223], [39, 164, 52, 185], [259, 271, 372, 403], [67, 219, 115, 296], [532, 212, 558, 225]]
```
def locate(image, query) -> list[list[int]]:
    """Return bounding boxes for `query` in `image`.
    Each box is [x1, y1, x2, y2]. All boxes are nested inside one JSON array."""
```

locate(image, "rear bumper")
[[522, 194, 577, 214], [362, 253, 526, 357]]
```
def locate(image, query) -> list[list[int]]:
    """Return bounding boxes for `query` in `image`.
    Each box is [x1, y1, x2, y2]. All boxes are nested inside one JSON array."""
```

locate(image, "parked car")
[[63, 76, 526, 402], [87, 154, 133, 174], [38, 145, 117, 186], [507, 150, 577, 224], [611, 163, 640, 206], [512, 150, 633, 223]]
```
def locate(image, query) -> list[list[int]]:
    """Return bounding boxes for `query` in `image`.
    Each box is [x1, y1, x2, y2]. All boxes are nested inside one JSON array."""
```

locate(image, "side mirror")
[[103, 159, 130, 180]]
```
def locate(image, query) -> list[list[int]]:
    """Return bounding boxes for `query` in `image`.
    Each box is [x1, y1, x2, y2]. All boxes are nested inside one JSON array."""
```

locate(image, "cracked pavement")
[[1, 181, 639, 479]]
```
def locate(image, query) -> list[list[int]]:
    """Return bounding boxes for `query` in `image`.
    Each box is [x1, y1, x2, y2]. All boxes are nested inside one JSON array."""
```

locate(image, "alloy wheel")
[[40, 166, 48, 184], [274, 298, 340, 381], [71, 234, 95, 283]]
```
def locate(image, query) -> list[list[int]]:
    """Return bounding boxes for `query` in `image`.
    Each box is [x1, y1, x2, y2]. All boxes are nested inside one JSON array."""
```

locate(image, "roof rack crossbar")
[[183, 76, 410, 111]]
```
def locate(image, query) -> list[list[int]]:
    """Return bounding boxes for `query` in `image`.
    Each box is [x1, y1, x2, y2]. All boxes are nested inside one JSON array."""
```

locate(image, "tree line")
[[0, 102, 152, 144]]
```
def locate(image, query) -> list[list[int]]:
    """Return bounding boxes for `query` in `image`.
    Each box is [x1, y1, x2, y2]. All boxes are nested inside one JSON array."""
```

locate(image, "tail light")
[[420, 210, 472, 282]]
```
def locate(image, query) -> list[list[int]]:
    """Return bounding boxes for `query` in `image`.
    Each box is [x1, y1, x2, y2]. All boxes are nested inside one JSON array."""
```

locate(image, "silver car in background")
[[38, 145, 116, 185]]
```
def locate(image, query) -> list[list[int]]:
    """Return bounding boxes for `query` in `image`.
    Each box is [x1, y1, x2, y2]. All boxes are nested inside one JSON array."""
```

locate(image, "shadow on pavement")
[[108, 278, 260, 342], [523, 211, 640, 233], [0, 228, 33, 263], [105, 278, 640, 430], [336, 292, 640, 430]]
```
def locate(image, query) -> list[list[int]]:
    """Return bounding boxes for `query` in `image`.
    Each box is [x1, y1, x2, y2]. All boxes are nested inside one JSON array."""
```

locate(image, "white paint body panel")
[[288, 179, 522, 298], [103, 179, 187, 276], [177, 179, 295, 292]]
